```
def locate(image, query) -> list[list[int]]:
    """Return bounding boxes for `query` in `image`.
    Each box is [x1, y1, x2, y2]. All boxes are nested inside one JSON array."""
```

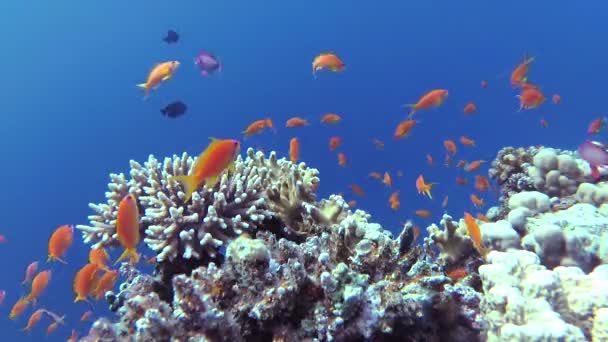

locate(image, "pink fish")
[[22, 261, 39, 285], [0, 290, 5, 307], [578, 140, 608, 180]]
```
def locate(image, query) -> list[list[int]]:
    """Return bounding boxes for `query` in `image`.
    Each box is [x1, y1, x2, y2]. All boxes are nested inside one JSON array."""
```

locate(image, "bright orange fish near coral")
[[25, 270, 51, 304], [312, 52, 345, 77], [115, 194, 141, 265], [474, 175, 489, 192], [48, 224, 73, 263], [94, 270, 119, 300], [74, 263, 100, 303], [289, 137, 300, 163], [416, 175, 436, 199], [517, 83, 545, 111], [389, 191, 400, 211], [23, 308, 44, 332], [403, 89, 448, 118], [171, 138, 241, 202], [470, 194, 484, 207], [465, 160, 486, 172], [89, 247, 110, 271], [510, 55, 534, 87], [463, 212, 487, 257], [137, 61, 180, 99]]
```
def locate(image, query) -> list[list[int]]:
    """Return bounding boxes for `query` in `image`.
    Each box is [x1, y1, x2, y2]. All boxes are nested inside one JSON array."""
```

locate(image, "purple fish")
[[194, 50, 221, 77], [578, 140, 608, 180]]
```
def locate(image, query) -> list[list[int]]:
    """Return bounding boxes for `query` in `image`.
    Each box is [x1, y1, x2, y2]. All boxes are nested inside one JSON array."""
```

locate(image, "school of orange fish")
[[3, 51, 607, 341]]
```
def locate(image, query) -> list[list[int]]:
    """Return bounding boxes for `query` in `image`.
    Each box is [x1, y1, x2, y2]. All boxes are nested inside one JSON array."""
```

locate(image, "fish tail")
[[136, 83, 149, 100], [170, 175, 200, 202], [114, 248, 139, 265]]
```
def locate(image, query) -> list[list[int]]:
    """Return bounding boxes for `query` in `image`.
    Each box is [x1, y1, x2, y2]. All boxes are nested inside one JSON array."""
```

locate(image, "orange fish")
[[383, 172, 392, 188], [26, 270, 51, 304], [9, 297, 28, 320], [80, 310, 93, 322], [413, 225, 421, 240], [88, 248, 110, 271], [442, 195, 449, 208], [74, 263, 100, 303], [171, 138, 241, 202], [389, 191, 400, 211], [136, 61, 180, 99], [242, 118, 273, 137], [426, 154, 433, 166], [447, 268, 468, 281], [394, 120, 417, 139], [455, 176, 468, 186], [588, 118, 606, 134], [114, 194, 141, 265], [321, 113, 342, 124], [476, 213, 491, 222], [285, 117, 309, 128], [403, 89, 449, 118], [444, 140, 457, 155], [48, 224, 74, 264], [456, 160, 466, 169], [338, 152, 347, 167], [459, 136, 475, 147], [21, 261, 39, 285], [415, 209, 431, 218], [312, 52, 345, 77], [67, 330, 78, 342], [552, 94, 561, 104], [329, 136, 342, 151], [46, 321, 59, 336], [517, 85, 545, 110], [474, 175, 489, 192], [23, 309, 44, 332], [481, 80, 488, 89], [463, 102, 477, 114], [510, 55, 534, 87], [146, 255, 157, 265], [94, 270, 119, 300], [470, 194, 484, 207], [350, 184, 365, 196], [465, 160, 486, 172], [289, 137, 300, 163], [368, 171, 382, 180], [463, 212, 487, 256], [416, 175, 436, 199], [347, 200, 357, 208], [372, 138, 384, 150]]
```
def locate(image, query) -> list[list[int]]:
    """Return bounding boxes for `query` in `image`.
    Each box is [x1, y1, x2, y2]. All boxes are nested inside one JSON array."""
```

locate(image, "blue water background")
[[0, 1, 605, 340]]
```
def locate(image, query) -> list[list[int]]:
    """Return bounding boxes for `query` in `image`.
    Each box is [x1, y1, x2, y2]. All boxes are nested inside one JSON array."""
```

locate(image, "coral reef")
[[81, 150, 483, 342]]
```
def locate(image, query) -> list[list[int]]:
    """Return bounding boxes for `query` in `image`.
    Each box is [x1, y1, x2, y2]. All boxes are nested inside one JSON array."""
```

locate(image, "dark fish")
[[162, 30, 179, 44], [161, 101, 187, 118]]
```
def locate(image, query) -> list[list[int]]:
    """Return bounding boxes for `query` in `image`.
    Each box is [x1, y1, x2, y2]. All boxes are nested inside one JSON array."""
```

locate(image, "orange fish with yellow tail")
[[463, 212, 488, 257], [416, 175, 437, 199], [73, 263, 100, 303], [170, 138, 241, 202], [114, 194, 141, 265], [136, 61, 180, 99], [403, 89, 448, 118]]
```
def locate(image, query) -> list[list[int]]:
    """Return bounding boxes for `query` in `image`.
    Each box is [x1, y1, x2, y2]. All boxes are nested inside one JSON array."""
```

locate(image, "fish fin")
[[136, 83, 147, 89], [162, 74, 172, 81], [170, 175, 200, 202], [204, 175, 220, 190], [114, 248, 139, 266]]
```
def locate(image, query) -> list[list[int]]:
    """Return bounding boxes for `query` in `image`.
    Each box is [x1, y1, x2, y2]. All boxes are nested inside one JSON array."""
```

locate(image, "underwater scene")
[[2, 1, 608, 341]]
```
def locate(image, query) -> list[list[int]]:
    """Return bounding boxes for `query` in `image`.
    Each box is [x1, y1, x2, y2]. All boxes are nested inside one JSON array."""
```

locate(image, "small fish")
[[389, 191, 400, 211], [242, 118, 273, 137], [161, 101, 187, 118], [459, 136, 475, 147], [114, 194, 141, 265], [46, 321, 59, 336], [442, 195, 449, 209], [348, 200, 357, 208], [383, 172, 392, 188], [463, 102, 477, 114], [329, 136, 342, 151], [455, 176, 468, 186], [312, 52, 345, 77], [481, 80, 488, 89], [0, 290, 5, 307], [394, 120, 417, 139], [80, 310, 93, 322], [403, 89, 449, 118], [22, 261, 39, 285], [338, 152, 347, 167], [474, 175, 489, 192], [137, 61, 180, 99], [350, 184, 365, 196], [416, 175, 436, 199], [510, 55, 534, 87], [578, 140, 608, 180], [162, 29, 179, 44], [286, 117, 309, 128], [447, 268, 468, 282], [170, 138, 241, 202], [88, 248, 110, 272], [465, 160, 486, 172], [320, 113, 342, 124], [463, 212, 487, 256], [444, 140, 457, 155], [23, 309, 44, 332], [74, 263, 100, 303], [540, 118, 549, 128], [94, 270, 119, 300], [26, 270, 51, 304], [369, 171, 382, 180], [48, 224, 74, 263], [517, 84, 545, 110], [195, 50, 221, 77], [552, 94, 561, 104], [415, 209, 431, 218], [372, 138, 385, 150], [289, 137, 300, 163], [9, 297, 28, 320], [588, 118, 606, 135], [470, 194, 484, 207], [426, 154, 433, 166]]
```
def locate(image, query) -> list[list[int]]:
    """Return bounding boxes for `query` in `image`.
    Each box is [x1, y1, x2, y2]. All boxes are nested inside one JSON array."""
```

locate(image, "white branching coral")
[[76, 148, 320, 262]]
